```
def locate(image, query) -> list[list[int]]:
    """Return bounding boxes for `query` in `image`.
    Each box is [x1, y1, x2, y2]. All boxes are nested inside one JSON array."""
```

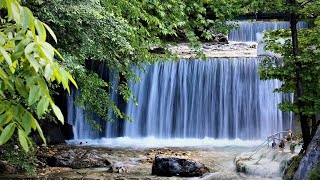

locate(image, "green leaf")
[[0, 113, 8, 128], [15, 78, 28, 98], [12, 38, 32, 61], [34, 19, 46, 42], [51, 103, 64, 124], [25, 42, 35, 55], [43, 22, 57, 43], [0, 91, 5, 98], [36, 96, 49, 117], [34, 119, 46, 144], [0, 47, 12, 67], [26, 55, 40, 72], [38, 42, 54, 61], [0, 67, 8, 79], [21, 7, 31, 30], [53, 48, 64, 61], [44, 64, 53, 81], [18, 129, 29, 152], [28, 85, 41, 106], [22, 112, 32, 134], [0, 111, 13, 128], [0, 123, 16, 145], [67, 72, 78, 88]]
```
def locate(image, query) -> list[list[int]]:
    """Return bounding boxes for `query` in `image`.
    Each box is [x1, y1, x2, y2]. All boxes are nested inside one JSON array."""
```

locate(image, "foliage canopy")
[[0, 0, 76, 152]]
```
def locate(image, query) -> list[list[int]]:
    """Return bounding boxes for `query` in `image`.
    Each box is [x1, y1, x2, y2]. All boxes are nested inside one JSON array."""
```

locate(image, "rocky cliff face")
[[294, 127, 320, 180]]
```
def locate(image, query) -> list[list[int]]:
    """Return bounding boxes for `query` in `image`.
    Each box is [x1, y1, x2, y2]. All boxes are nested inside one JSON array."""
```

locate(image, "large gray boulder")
[[294, 127, 320, 180], [152, 155, 209, 177]]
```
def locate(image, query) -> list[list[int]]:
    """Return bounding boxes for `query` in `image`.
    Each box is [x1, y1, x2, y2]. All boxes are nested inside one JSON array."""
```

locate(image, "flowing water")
[[228, 21, 307, 42], [64, 20, 308, 179], [67, 58, 293, 140], [66, 20, 308, 142]]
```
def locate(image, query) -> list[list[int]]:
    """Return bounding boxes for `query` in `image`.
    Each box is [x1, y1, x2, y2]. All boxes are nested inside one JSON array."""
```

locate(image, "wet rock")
[[46, 149, 110, 169], [36, 121, 66, 145], [217, 35, 228, 44], [283, 155, 303, 180], [152, 155, 209, 177], [107, 165, 128, 173], [149, 47, 166, 54], [235, 148, 297, 178], [61, 122, 74, 140], [294, 127, 320, 180], [0, 161, 17, 174]]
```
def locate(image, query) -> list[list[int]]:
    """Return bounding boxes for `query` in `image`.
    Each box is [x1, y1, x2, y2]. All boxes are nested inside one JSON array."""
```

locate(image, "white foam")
[[67, 137, 264, 149]]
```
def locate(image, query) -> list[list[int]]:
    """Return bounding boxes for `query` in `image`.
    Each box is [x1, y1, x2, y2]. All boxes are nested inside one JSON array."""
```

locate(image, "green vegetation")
[[309, 162, 320, 180], [0, 0, 76, 152], [23, 0, 244, 123], [0, 141, 37, 176], [257, 0, 320, 151], [0, 0, 320, 177], [283, 155, 303, 180]]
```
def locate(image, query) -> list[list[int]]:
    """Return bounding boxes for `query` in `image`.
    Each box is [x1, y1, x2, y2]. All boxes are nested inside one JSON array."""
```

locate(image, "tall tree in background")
[[256, 0, 320, 151]]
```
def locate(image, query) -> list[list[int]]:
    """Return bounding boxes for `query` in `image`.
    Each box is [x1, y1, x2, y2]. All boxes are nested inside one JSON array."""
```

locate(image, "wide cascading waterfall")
[[123, 58, 292, 140], [66, 20, 298, 141], [67, 58, 293, 140], [228, 21, 307, 42]]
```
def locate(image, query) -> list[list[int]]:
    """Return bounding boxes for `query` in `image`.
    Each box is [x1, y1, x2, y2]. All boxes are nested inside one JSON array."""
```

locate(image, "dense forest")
[[0, 0, 320, 178]]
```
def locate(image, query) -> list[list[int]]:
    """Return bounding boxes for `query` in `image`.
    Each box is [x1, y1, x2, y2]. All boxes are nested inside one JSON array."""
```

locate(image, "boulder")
[[61, 122, 74, 140], [217, 36, 228, 44], [35, 120, 66, 145], [152, 155, 209, 177], [46, 149, 110, 169], [294, 127, 320, 180]]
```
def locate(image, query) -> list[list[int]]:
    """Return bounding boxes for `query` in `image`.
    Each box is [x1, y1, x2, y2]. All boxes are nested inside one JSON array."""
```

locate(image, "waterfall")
[[67, 58, 293, 140], [66, 20, 299, 141], [123, 58, 292, 140], [228, 21, 307, 42]]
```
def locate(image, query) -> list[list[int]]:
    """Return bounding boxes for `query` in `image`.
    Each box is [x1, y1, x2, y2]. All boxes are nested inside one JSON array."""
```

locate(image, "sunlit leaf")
[[0, 123, 16, 145], [43, 22, 57, 43], [51, 103, 64, 124], [18, 129, 29, 152], [28, 85, 41, 106], [37, 96, 49, 117], [34, 19, 46, 42], [0, 47, 12, 67]]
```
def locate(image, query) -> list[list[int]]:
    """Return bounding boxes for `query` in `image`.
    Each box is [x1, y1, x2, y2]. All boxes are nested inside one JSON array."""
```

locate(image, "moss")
[[308, 162, 320, 180], [0, 142, 37, 176], [283, 155, 303, 180]]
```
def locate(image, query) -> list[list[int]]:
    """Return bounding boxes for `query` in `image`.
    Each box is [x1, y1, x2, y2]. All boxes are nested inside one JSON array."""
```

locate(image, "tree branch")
[[300, 0, 316, 7]]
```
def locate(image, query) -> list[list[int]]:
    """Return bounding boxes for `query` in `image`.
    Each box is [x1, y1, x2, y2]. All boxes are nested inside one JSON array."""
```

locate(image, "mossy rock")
[[308, 162, 320, 180], [283, 155, 303, 180]]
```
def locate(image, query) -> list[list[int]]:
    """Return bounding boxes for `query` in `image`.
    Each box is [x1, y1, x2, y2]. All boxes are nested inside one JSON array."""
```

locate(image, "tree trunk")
[[290, 12, 311, 153], [311, 114, 320, 138]]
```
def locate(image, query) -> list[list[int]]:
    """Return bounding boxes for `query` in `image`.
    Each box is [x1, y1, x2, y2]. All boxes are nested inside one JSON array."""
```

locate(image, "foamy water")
[[67, 137, 263, 149]]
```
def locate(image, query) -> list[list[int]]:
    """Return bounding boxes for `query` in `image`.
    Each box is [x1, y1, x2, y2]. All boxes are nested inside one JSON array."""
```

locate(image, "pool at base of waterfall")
[[67, 137, 264, 149], [33, 140, 289, 180]]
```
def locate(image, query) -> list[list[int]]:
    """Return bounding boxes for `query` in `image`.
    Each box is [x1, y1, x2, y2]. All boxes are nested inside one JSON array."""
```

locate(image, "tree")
[[256, 0, 320, 151], [0, 0, 77, 152], [24, 0, 244, 125]]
